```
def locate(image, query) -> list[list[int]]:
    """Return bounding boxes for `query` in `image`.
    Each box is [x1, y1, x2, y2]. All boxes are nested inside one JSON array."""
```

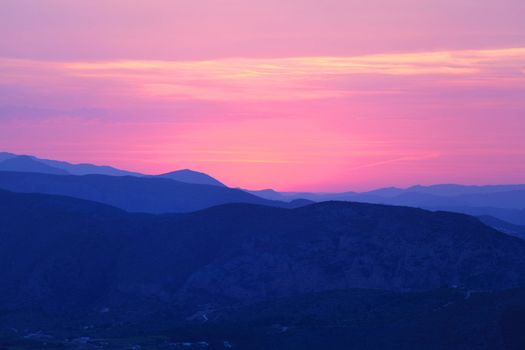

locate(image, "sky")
[[0, 0, 524, 191]]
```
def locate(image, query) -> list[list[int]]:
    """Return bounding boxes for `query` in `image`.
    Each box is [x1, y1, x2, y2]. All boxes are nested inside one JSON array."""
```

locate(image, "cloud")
[[350, 152, 443, 170], [1, 47, 524, 190], [1, 47, 524, 103], [2, 0, 524, 61]]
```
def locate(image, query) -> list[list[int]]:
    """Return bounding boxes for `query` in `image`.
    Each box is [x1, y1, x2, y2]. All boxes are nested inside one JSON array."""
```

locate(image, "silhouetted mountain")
[[0, 171, 298, 213], [0, 155, 69, 175], [5, 151, 524, 214], [478, 215, 525, 240], [0, 152, 141, 176], [251, 184, 525, 207], [157, 169, 226, 187], [246, 189, 362, 202], [376, 190, 525, 210], [247, 188, 286, 201], [404, 184, 525, 197], [175, 202, 525, 304], [431, 206, 525, 226], [287, 198, 315, 207], [0, 151, 16, 162], [2, 190, 525, 325], [40, 158, 142, 176], [0, 152, 231, 187], [248, 184, 525, 225]]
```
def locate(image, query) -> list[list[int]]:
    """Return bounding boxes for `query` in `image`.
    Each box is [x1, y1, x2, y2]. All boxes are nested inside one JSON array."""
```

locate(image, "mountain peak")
[[0, 155, 69, 175], [157, 169, 226, 187]]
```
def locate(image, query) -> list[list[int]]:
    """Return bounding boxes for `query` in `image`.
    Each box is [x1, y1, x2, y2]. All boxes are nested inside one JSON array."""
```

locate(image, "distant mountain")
[[0, 171, 301, 213], [0, 152, 228, 187], [0, 151, 16, 162], [246, 189, 361, 202], [249, 184, 525, 205], [248, 184, 525, 225], [39, 158, 142, 176], [403, 184, 525, 197], [0, 155, 69, 175], [157, 169, 226, 187], [432, 206, 525, 226], [1, 189, 525, 322], [376, 189, 525, 210], [0, 152, 141, 176], [478, 215, 525, 240], [247, 188, 287, 201]]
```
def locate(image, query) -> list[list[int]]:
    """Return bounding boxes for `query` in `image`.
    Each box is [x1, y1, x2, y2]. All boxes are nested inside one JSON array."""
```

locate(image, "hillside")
[[0, 171, 296, 213], [2, 190, 525, 323]]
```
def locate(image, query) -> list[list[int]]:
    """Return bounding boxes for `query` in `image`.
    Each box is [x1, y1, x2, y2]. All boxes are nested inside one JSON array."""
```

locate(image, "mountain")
[[0, 151, 16, 162], [478, 215, 525, 240], [249, 184, 525, 207], [157, 169, 226, 187], [0, 155, 69, 175], [403, 184, 525, 197], [174, 202, 525, 304], [0, 152, 141, 176], [450, 190, 525, 209], [0, 171, 301, 213], [0, 152, 228, 187], [39, 158, 141, 176], [2, 190, 525, 315], [375, 190, 525, 210], [428, 206, 525, 226], [245, 188, 286, 201], [2, 190, 525, 348], [248, 184, 525, 225], [246, 189, 362, 202]]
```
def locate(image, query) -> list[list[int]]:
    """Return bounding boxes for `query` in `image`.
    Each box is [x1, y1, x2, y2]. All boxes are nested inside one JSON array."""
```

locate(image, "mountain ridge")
[[0, 171, 303, 213], [0, 152, 226, 187], [2, 189, 525, 314], [157, 169, 226, 187]]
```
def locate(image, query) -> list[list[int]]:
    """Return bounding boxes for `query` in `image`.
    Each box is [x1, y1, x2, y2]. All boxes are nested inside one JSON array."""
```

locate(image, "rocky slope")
[[2, 189, 525, 321]]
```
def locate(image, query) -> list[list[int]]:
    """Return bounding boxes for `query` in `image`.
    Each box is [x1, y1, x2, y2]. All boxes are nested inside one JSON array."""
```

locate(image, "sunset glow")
[[1, 0, 524, 191]]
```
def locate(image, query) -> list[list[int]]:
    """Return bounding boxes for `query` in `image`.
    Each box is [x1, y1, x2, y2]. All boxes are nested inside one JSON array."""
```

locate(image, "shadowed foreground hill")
[[2, 190, 525, 319], [3, 190, 525, 348], [0, 171, 304, 213]]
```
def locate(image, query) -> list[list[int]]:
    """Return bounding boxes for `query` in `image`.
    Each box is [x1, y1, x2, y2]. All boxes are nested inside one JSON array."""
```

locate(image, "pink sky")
[[1, 0, 524, 191]]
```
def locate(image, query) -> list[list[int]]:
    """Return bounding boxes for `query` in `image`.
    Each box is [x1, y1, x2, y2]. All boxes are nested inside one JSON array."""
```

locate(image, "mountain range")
[[2, 189, 525, 316], [1, 189, 525, 348], [1, 152, 523, 228], [0, 171, 310, 213], [0, 152, 225, 186], [248, 185, 525, 226], [2, 152, 525, 348]]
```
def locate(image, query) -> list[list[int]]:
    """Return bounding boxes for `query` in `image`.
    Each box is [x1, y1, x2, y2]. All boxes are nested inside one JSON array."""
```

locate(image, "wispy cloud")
[[1, 48, 524, 190], [1, 47, 524, 102], [350, 152, 443, 170]]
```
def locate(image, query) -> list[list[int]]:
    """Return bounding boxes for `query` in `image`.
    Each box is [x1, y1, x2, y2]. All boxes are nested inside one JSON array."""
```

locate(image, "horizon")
[[2, 3, 525, 348], [1, 150, 525, 193], [1, 0, 524, 191]]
